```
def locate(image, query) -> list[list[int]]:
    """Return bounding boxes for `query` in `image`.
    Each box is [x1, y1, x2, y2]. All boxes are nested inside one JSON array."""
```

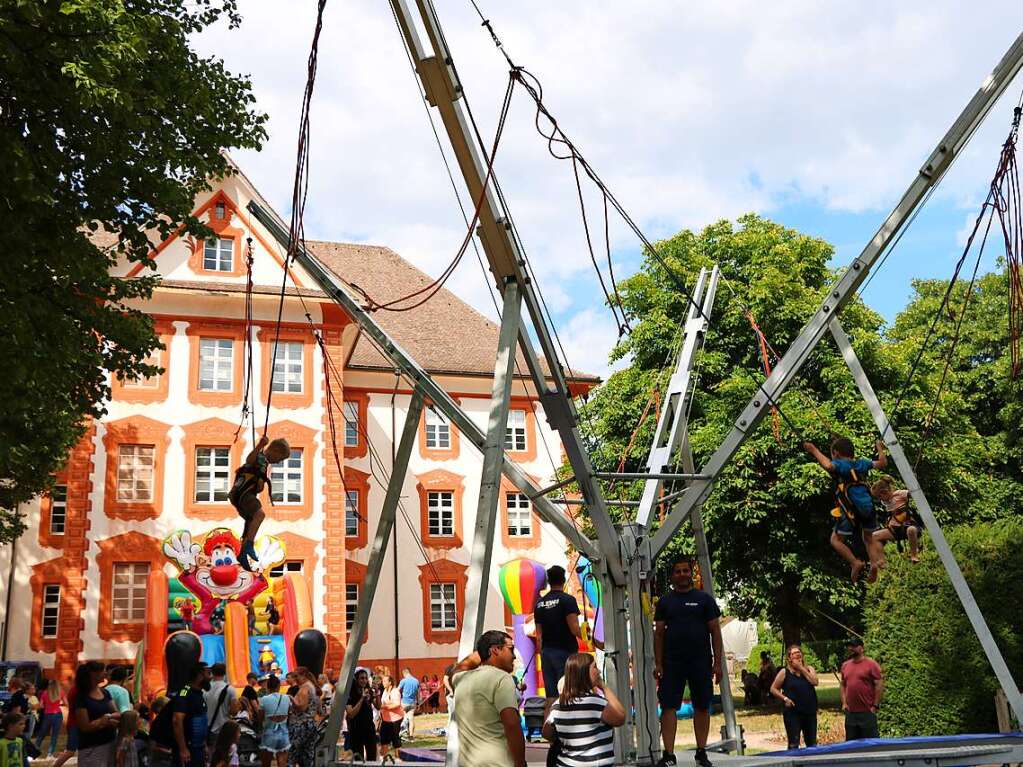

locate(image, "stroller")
[[522, 696, 547, 742], [232, 709, 262, 764]]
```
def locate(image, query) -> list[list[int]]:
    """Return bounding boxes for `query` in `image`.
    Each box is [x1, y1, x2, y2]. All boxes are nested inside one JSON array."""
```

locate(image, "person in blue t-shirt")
[[396, 669, 420, 738], [804, 436, 887, 583]]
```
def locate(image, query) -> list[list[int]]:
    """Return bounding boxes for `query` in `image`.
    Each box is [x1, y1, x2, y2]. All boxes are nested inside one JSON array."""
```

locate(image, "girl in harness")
[[871, 476, 922, 563], [803, 436, 888, 584], [230, 434, 290, 571]]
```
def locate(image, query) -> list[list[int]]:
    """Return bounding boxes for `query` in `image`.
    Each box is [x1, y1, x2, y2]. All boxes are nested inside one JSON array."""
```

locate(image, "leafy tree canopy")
[[579, 214, 1019, 643], [0, 0, 266, 535]]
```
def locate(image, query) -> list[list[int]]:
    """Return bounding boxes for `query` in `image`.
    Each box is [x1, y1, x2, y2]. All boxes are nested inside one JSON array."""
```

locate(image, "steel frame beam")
[[650, 30, 1023, 557], [316, 391, 426, 764], [830, 318, 1023, 721]]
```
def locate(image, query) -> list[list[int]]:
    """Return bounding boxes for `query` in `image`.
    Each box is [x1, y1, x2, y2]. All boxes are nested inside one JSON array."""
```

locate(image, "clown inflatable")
[[143, 527, 314, 695]]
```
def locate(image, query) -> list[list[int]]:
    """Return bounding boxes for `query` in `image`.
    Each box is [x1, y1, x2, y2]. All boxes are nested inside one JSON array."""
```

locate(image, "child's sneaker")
[[239, 539, 257, 572]]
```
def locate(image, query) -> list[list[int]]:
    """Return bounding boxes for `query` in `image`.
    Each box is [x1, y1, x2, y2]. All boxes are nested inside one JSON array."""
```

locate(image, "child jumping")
[[871, 476, 922, 563], [229, 434, 290, 571], [803, 436, 887, 583]]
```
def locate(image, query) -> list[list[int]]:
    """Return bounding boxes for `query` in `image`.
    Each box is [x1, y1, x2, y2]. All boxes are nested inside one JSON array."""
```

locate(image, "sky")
[[199, 1, 1023, 379]]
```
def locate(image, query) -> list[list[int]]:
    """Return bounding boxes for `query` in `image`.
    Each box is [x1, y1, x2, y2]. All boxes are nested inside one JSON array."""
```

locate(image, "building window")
[[215, 201, 226, 219], [346, 583, 359, 631], [269, 561, 304, 579], [203, 237, 234, 272], [430, 583, 457, 631], [41, 585, 60, 639], [271, 342, 304, 394], [49, 485, 67, 535], [504, 409, 527, 452], [198, 338, 233, 391], [194, 447, 230, 503], [112, 563, 149, 624], [116, 445, 155, 502], [345, 490, 360, 537], [425, 408, 450, 450], [124, 350, 161, 389], [427, 491, 454, 537], [270, 449, 303, 504], [343, 401, 360, 447], [506, 492, 532, 537]]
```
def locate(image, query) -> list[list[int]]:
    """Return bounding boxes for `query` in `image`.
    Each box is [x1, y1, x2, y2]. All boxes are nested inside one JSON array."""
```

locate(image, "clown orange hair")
[[204, 529, 240, 557]]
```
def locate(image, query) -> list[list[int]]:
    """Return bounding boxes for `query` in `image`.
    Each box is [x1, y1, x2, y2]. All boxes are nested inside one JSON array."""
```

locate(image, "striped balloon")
[[498, 558, 547, 615]]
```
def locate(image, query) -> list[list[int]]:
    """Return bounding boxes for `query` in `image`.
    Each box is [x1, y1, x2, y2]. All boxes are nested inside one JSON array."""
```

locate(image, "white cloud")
[[196, 0, 1023, 373]]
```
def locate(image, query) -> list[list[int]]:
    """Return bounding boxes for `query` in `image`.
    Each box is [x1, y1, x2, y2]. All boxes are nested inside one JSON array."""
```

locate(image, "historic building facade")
[[0, 162, 595, 681]]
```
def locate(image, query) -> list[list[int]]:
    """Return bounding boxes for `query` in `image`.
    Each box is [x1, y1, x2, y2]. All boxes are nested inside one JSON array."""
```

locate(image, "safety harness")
[[830, 465, 874, 526]]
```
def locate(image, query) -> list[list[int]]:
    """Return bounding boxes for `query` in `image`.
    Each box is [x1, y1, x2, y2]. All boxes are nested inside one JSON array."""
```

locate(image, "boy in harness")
[[230, 434, 290, 571], [803, 436, 888, 584], [871, 476, 922, 563]]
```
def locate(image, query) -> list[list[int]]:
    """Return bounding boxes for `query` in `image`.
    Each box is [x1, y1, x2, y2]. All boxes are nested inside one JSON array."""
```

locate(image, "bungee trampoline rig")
[[244, 1, 1023, 764]]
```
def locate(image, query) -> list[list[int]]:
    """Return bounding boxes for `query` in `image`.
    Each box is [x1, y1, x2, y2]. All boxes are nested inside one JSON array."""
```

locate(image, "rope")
[[349, 74, 516, 313], [234, 238, 257, 445]]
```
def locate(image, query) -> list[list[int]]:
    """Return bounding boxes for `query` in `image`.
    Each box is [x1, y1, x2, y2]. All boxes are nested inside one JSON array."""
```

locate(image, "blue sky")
[[202, 1, 1023, 377]]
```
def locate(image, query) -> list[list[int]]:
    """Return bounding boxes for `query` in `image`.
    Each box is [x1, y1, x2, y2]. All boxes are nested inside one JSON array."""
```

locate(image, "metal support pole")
[[459, 280, 522, 653], [650, 31, 1023, 556], [637, 267, 718, 526], [445, 282, 522, 767], [596, 556, 634, 763], [829, 318, 1023, 724], [623, 526, 661, 766], [317, 391, 425, 766]]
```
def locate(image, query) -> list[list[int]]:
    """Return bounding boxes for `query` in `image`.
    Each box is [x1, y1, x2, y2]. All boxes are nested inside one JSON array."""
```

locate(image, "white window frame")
[[270, 449, 303, 504], [111, 563, 149, 624], [504, 409, 528, 452], [198, 338, 234, 392], [424, 408, 450, 450], [41, 585, 60, 639], [271, 341, 304, 394], [203, 237, 234, 272], [427, 491, 454, 537], [345, 490, 360, 537], [269, 561, 304, 579], [343, 401, 360, 447], [346, 583, 359, 631], [116, 444, 155, 502], [506, 492, 533, 538], [49, 484, 67, 535], [194, 447, 231, 503], [429, 582, 457, 631]]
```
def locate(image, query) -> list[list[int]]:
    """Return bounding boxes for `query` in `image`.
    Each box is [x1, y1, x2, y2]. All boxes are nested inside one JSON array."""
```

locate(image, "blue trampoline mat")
[[760, 731, 1023, 757]]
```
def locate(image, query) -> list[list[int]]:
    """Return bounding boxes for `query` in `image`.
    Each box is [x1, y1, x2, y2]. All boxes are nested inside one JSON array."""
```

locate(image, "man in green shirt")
[[450, 630, 526, 767]]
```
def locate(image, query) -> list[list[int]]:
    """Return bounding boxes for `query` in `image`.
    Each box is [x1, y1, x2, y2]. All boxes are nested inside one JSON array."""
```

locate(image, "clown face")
[[196, 543, 256, 598]]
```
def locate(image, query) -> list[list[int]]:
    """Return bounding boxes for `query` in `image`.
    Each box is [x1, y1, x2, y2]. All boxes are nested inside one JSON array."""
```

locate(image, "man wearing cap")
[[840, 638, 884, 740]]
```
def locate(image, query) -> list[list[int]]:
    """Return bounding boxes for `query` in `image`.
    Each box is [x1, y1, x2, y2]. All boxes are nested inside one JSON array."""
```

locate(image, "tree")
[[0, 0, 266, 533], [580, 215, 1010, 643]]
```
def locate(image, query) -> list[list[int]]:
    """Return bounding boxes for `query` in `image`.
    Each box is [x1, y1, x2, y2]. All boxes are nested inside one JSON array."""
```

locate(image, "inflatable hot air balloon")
[[498, 558, 547, 699], [575, 555, 604, 647]]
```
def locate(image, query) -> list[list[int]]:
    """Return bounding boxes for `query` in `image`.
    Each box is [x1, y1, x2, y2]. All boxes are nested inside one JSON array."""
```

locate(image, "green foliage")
[[865, 520, 1023, 736], [581, 214, 1023, 644], [748, 641, 824, 673], [0, 0, 266, 528]]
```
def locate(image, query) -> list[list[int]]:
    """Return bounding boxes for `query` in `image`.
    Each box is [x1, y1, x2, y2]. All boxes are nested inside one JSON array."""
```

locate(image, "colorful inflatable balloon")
[[498, 559, 547, 698]]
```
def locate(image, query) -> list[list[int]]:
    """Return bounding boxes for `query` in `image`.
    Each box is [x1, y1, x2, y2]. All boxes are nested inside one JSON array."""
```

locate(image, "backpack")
[[830, 461, 877, 526]]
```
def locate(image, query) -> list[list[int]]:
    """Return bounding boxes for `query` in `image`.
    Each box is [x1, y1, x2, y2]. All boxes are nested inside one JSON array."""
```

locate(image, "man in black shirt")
[[172, 663, 210, 767], [654, 558, 723, 767], [532, 565, 581, 700], [4, 680, 28, 716]]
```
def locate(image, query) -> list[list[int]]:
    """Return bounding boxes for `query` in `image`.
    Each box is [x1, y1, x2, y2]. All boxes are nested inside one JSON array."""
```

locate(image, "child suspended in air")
[[871, 476, 922, 563], [229, 434, 290, 571], [803, 436, 887, 583]]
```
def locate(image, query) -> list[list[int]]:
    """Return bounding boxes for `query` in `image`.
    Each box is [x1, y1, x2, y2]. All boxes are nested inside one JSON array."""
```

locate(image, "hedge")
[[865, 520, 1023, 736]]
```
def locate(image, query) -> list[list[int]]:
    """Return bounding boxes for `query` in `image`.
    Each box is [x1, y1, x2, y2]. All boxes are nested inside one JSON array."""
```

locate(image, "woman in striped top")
[[542, 653, 626, 767]]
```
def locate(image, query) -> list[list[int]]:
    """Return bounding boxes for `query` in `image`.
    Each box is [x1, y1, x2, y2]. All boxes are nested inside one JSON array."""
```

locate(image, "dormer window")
[[215, 201, 226, 219], [203, 237, 234, 272]]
